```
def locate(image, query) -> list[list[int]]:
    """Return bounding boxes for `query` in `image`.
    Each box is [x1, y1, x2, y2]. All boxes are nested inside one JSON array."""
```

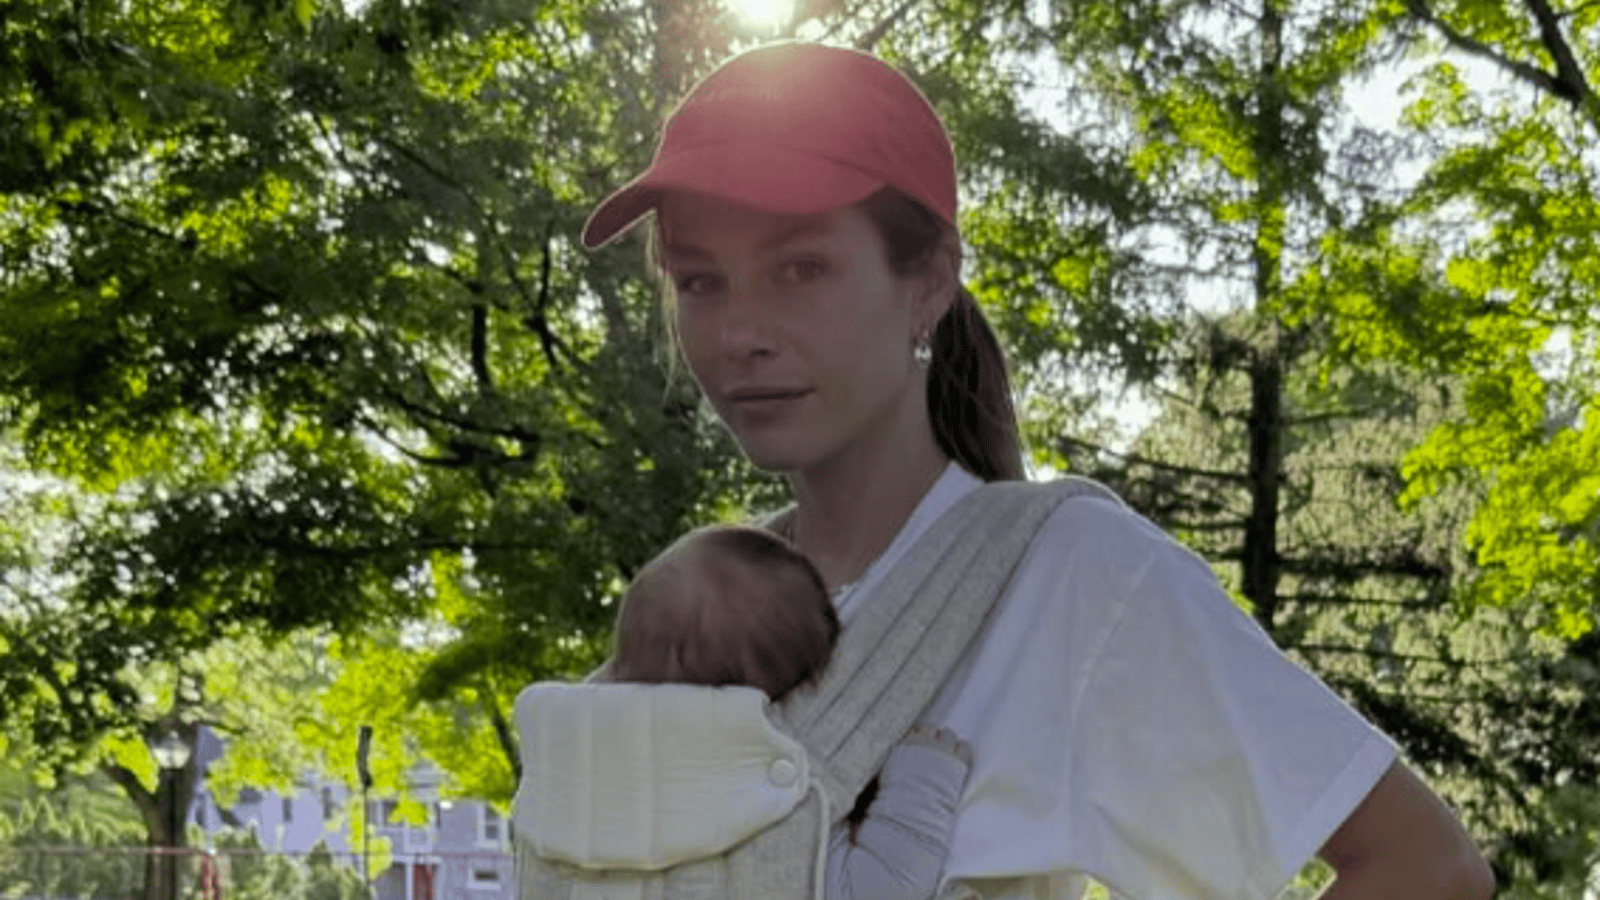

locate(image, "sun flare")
[[729, 0, 795, 30]]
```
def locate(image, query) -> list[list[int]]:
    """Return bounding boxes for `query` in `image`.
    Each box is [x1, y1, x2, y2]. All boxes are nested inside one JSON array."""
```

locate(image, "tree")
[[1, 0, 759, 800], [1337, 0, 1600, 886], [1376, 0, 1600, 642]]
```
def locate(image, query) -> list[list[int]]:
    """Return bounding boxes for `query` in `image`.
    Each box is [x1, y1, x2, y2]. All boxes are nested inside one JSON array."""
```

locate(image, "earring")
[[913, 332, 932, 370]]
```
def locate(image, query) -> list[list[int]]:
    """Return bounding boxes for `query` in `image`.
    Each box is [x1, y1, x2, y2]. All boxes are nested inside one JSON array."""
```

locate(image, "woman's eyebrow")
[[660, 242, 714, 264], [758, 220, 831, 253], [661, 221, 831, 265], [659, 237, 716, 261]]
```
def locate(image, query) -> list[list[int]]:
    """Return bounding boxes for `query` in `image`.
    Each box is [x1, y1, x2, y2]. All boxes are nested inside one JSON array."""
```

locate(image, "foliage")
[[0, 0, 760, 794], [1385, 73, 1599, 641], [209, 830, 371, 900], [0, 764, 149, 899]]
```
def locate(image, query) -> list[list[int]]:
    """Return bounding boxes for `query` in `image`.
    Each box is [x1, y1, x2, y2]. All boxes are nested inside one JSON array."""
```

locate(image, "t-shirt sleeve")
[[1067, 516, 1398, 900]]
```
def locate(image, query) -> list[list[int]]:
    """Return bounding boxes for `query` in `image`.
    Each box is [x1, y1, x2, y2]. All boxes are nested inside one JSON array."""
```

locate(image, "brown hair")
[[610, 525, 840, 700], [859, 189, 1025, 483]]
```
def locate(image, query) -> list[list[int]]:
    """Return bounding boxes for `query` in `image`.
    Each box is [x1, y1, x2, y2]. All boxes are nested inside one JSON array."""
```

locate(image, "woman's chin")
[[740, 447, 811, 475], [733, 433, 820, 475]]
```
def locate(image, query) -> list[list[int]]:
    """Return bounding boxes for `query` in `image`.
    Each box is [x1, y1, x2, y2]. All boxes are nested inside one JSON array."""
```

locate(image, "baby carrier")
[[512, 477, 1120, 900]]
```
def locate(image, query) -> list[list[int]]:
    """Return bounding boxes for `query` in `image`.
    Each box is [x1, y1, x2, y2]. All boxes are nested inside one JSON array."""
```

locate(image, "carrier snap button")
[[768, 758, 799, 788]]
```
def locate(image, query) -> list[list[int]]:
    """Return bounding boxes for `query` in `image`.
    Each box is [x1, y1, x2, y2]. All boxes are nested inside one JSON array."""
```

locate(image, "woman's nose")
[[719, 292, 776, 358]]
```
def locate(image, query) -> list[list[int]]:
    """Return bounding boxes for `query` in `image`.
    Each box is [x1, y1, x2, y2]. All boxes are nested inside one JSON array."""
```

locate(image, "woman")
[[580, 41, 1495, 900]]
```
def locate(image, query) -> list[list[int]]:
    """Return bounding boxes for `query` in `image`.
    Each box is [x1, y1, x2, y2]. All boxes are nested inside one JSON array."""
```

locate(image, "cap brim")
[[581, 145, 885, 249]]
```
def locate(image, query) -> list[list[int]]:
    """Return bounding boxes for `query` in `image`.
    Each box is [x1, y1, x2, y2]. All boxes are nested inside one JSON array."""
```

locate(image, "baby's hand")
[[873, 723, 973, 825], [901, 723, 973, 766]]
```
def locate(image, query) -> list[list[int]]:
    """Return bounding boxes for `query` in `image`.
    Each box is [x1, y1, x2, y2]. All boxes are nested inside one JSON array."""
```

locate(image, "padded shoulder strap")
[[776, 476, 1121, 816]]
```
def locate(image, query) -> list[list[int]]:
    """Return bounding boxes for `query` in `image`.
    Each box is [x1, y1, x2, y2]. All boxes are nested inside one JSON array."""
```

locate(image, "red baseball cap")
[[581, 42, 957, 249]]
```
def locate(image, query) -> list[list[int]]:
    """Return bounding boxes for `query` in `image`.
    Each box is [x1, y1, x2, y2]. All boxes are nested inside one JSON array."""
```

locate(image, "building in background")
[[188, 728, 512, 900]]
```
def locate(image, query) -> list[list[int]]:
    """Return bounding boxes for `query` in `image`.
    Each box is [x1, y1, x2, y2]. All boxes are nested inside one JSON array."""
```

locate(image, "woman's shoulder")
[[997, 476, 1169, 545], [1006, 476, 1216, 602]]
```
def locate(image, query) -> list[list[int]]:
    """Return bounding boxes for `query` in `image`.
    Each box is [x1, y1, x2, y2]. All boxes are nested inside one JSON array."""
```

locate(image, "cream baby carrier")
[[512, 478, 1119, 900]]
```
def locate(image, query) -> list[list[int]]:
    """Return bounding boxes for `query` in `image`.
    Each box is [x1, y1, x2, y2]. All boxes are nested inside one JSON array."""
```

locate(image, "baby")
[[608, 524, 974, 900]]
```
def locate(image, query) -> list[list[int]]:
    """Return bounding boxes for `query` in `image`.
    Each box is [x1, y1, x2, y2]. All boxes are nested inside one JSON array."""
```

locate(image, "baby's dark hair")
[[610, 525, 840, 700]]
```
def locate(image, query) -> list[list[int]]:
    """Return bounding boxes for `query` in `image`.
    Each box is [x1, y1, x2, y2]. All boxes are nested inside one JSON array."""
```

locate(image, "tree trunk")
[[106, 742, 196, 900], [1243, 354, 1284, 632], [1243, 0, 1289, 633]]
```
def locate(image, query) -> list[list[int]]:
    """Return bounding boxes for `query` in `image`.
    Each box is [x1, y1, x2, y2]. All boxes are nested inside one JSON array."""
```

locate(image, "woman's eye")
[[777, 258, 825, 284], [675, 272, 721, 295]]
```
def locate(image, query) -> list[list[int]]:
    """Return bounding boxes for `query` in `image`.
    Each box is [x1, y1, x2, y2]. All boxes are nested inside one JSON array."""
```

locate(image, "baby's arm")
[[825, 725, 972, 900]]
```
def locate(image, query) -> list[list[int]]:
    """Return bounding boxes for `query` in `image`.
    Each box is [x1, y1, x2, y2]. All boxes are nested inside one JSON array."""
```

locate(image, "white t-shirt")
[[834, 464, 1399, 900]]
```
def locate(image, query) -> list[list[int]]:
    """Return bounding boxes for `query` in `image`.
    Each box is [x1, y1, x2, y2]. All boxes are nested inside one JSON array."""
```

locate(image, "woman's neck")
[[787, 430, 951, 594]]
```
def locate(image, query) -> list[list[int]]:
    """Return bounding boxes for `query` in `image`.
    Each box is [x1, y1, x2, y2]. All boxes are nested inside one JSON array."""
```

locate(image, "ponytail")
[[861, 189, 1025, 483], [927, 288, 1024, 482]]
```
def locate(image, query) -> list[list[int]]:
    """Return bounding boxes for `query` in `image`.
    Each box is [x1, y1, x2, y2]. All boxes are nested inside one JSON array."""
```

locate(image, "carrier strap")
[[777, 476, 1122, 819]]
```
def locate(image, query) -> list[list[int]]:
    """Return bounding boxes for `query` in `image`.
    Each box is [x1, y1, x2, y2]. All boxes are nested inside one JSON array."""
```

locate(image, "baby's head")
[[609, 525, 839, 700]]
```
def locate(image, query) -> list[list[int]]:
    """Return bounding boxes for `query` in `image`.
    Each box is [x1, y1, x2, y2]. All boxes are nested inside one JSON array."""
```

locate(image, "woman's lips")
[[728, 387, 811, 403], [726, 388, 812, 416]]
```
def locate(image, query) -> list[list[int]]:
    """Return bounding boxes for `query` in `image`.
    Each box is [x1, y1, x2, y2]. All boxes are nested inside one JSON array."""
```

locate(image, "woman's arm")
[[1317, 760, 1495, 900]]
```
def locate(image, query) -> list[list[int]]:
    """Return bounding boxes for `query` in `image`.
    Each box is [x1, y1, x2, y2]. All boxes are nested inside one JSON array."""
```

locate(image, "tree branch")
[[470, 304, 493, 396], [1523, 0, 1599, 121], [854, 0, 921, 51], [1283, 406, 1395, 428], [387, 438, 516, 471], [357, 408, 536, 474], [1166, 518, 1254, 533], [1278, 547, 1449, 581], [1057, 435, 1253, 484], [378, 386, 541, 447], [485, 691, 521, 784], [102, 762, 160, 831], [63, 198, 294, 314], [245, 533, 548, 559], [519, 225, 569, 371], [1279, 591, 1448, 610], [1291, 642, 1524, 668], [1403, 0, 1575, 101], [376, 136, 574, 370], [1557, 0, 1600, 17], [379, 138, 488, 218]]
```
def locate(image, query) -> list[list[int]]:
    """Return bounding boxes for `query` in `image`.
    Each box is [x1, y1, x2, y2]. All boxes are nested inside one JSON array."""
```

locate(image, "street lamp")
[[356, 725, 373, 889], [149, 729, 192, 900]]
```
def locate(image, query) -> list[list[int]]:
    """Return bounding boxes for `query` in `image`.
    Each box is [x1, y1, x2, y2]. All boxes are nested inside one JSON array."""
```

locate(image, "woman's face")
[[658, 192, 940, 475]]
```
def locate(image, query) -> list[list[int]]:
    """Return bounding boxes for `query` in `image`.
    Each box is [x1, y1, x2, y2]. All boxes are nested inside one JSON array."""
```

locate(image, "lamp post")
[[150, 729, 192, 900], [356, 725, 373, 890]]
